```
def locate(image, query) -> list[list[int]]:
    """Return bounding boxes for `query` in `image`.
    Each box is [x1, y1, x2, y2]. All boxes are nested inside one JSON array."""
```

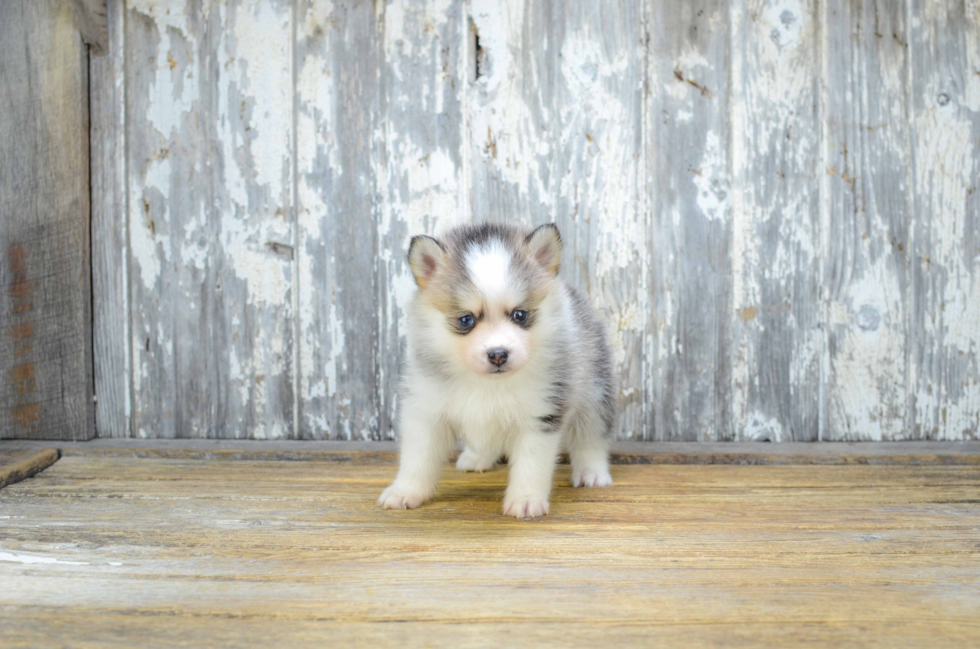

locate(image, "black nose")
[[487, 348, 508, 367]]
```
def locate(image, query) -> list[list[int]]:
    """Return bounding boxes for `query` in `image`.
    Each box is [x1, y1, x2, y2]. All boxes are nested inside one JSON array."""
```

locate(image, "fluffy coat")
[[378, 223, 616, 519]]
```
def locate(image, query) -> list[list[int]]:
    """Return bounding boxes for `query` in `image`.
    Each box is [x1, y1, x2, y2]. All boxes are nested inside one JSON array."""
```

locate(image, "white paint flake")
[[694, 131, 730, 223], [743, 412, 784, 442]]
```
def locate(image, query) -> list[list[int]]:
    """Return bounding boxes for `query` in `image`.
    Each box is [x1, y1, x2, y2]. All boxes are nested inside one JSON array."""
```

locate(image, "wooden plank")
[[1, 455, 979, 646], [90, 0, 130, 437], [822, 0, 912, 440], [728, 0, 822, 441], [376, 0, 468, 439], [467, 0, 646, 438], [646, 2, 732, 441], [0, 448, 59, 489], [4, 616, 979, 649], [295, 1, 382, 440], [210, 0, 295, 438], [126, 1, 214, 438], [69, 0, 108, 56], [908, 0, 980, 440], [0, 0, 94, 441], [4, 438, 980, 465], [551, 1, 646, 439], [467, 0, 555, 224], [127, 0, 296, 439]]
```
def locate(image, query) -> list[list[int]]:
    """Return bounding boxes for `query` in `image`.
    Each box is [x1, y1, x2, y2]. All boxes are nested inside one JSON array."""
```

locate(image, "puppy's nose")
[[487, 348, 508, 367]]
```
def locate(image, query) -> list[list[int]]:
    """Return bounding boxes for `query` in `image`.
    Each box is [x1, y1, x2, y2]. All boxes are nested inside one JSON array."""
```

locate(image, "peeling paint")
[[910, 1, 980, 440], [743, 411, 784, 442], [694, 131, 730, 223], [111, 0, 979, 442]]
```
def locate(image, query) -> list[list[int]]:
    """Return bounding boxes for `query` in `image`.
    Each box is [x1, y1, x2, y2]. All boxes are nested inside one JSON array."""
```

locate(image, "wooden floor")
[[2, 452, 980, 647]]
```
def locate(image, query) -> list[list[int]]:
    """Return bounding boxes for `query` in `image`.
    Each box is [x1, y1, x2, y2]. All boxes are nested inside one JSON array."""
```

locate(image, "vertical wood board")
[[295, 0, 381, 439], [908, 0, 980, 440], [91, 0, 130, 437], [552, 0, 646, 439], [126, 0, 213, 438], [125, 0, 296, 439], [822, 0, 912, 440], [1, 0, 94, 440], [377, 0, 468, 439], [646, 1, 733, 441], [467, 0, 647, 438], [729, 0, 822, 441], [210, 0, 295, 439]]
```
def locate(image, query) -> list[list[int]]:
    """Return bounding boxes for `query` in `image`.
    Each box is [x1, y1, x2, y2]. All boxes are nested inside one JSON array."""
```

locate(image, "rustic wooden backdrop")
[[80, 0, 978, 441], [1, 0, 94, 440]]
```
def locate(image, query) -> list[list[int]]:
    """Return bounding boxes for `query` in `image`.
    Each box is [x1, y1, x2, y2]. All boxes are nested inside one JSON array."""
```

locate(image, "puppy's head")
[[407, 223, 562, 378]]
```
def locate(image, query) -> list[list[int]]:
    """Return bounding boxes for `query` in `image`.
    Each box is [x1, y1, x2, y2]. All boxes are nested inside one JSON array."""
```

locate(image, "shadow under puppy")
[[379, 223, 617, 519]]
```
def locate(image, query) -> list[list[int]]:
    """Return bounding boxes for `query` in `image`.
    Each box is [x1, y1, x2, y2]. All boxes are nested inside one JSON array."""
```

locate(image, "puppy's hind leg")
[[455, 445, 499, 472], [566, 409, 613, 488]]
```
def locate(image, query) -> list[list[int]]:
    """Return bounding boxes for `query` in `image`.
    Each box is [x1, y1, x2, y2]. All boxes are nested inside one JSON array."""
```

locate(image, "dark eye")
[[458, 314, 475, 329], [512, 309, 528, 323]]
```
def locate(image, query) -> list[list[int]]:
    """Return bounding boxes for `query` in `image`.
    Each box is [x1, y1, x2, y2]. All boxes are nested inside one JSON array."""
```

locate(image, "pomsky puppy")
[[378, 223, 616, 519]]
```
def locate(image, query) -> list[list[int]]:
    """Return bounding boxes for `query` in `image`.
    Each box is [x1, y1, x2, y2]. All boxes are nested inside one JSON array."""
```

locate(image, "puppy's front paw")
[[378, 482, 431, 510], [455, 447, 497, 473], [571, 467, 613, 488], [502, 494, 550, 520]]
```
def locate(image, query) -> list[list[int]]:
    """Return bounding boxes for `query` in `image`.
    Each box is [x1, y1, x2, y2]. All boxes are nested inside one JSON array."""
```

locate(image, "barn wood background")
[[1, 0, 95, 441], [87, 0, 980, 442]]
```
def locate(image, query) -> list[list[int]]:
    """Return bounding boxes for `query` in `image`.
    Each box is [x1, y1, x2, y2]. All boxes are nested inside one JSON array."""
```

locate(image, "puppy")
[[378, 223, 616, 519]]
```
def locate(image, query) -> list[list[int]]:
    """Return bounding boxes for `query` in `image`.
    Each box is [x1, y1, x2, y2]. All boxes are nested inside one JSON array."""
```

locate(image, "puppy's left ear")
[[525, 223, 562, 276]]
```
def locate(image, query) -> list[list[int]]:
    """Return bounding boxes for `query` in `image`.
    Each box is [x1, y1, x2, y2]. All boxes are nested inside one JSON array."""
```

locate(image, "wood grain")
[[295, 0, 382, 440], [467, 0, 646, 438], [210, 0, 296, 439], [647, 1, 732, 441], [729, 0, 822, 441], [69, 0, 108, 56], [126, 0, 297, 439], [126, 0, 214, 438], [467, 0, 554, 225], [1, 454, 978, 647], [908, 0, 980, 440], [0, 0, 95, 440], [822, 0, 913, 440], [5, 438, 980, 465], [0, 448, 59, 489], [377, 0, 468, 439], [552, 0, 646, 439], [90, 0, 129, 438]]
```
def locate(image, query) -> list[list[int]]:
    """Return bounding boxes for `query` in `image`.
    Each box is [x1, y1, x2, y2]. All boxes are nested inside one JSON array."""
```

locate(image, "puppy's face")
[[408, 224, 562, 378]]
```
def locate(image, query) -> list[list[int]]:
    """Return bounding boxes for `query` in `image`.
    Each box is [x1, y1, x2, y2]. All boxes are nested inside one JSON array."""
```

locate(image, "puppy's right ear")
[[407, 235, 446, 289]]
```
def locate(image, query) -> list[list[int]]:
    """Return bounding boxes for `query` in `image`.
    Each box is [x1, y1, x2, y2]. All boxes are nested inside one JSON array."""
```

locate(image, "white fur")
[[455, 446, 498, 472], [465, 242, 513, 302]]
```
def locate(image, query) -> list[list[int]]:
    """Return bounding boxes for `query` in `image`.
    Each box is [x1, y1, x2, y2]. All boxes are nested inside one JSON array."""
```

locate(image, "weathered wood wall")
[[1, 0, 95, 440], [91, 0, 980, 441]]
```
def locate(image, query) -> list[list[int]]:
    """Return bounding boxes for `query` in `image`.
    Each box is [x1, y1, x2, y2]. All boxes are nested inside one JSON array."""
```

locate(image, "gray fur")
[[566, 286, 618, 438]]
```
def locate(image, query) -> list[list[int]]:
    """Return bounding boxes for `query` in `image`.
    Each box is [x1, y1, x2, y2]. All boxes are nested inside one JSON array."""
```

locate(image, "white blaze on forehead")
[[465, 241, 513, 301]]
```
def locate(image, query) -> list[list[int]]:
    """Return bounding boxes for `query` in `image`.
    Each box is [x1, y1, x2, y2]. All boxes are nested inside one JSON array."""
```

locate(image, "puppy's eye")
[[512, 309, 528, 323], [458, 314, 475, 329]]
